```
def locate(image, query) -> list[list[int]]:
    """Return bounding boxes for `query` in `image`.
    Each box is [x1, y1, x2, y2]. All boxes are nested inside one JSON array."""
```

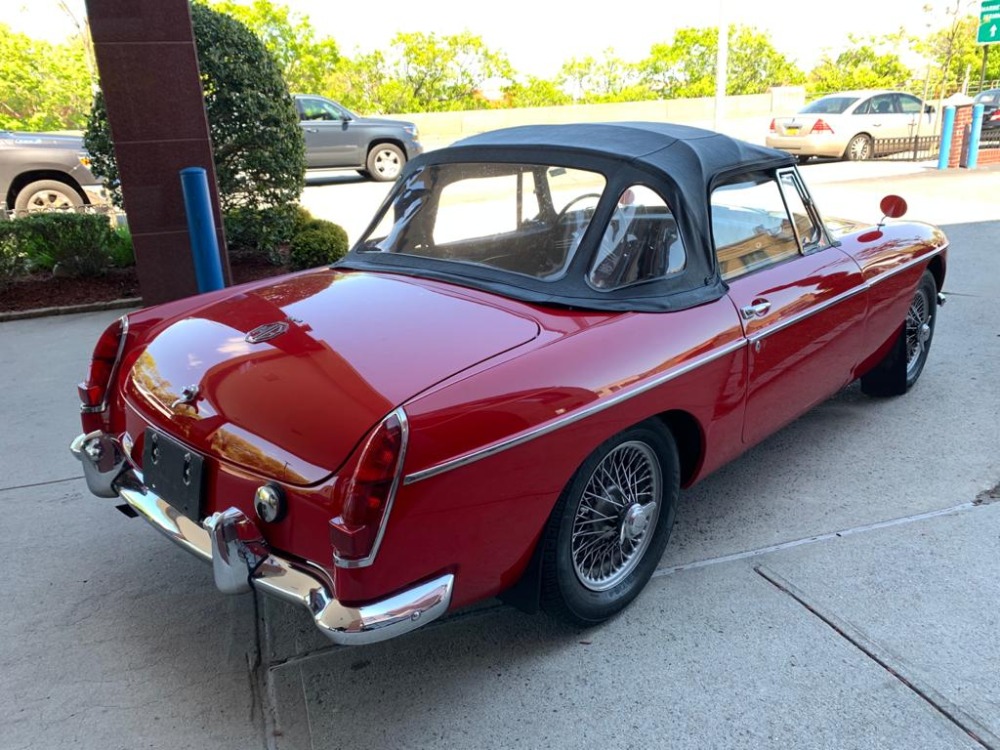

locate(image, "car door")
[[896, 93, 929, 138], [297, 96, 364, 169], [711, 169, 868, 445]]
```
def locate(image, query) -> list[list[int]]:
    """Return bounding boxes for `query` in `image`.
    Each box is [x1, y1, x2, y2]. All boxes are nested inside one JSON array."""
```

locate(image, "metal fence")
[[872, 135, 941, 161]]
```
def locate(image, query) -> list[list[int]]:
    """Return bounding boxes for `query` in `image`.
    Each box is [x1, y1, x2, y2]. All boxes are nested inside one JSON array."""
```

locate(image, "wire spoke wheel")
[[571, 441, 661, 591], [905, 285, 932, 378]]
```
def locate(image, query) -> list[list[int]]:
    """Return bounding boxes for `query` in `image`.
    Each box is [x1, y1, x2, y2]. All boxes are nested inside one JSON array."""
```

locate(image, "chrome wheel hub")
[[571, 441, 661, 592], [905, 288, 932, 376]]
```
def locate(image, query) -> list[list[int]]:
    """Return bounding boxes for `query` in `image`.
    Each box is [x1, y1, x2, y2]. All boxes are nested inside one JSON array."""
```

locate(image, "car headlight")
[[405, 125, 419, 139]]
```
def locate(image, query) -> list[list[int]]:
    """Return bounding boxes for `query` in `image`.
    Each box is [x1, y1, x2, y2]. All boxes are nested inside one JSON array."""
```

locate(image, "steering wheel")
[[556, 193, 602, 224]]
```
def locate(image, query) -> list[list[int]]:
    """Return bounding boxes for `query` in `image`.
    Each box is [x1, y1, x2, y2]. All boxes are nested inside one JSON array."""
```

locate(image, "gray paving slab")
[[759, 502, 1000, 746], [0, 309, 129, 488], [264, 560, 981, 750], [0, 481, 262, 750]]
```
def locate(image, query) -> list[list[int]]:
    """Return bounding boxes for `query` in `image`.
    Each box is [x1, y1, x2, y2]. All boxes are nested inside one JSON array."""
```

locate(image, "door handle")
[[305, 128, 319, 133], [741, 300, 771, 319]]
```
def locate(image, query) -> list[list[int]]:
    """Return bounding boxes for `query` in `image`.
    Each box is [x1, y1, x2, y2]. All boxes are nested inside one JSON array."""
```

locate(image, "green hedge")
[[1, 213, 128, 277]]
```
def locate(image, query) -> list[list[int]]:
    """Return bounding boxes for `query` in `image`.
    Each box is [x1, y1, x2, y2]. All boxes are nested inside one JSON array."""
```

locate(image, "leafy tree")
[[209, 0, 339, 94], [558, 49, 652, 103], [0, 23, 92, 131], [332, 31, 514, 113], [639, 26, 804, 99], [504, 76, 573, 108], [808, 41, 913, 94], [85, 3, 305, 212]]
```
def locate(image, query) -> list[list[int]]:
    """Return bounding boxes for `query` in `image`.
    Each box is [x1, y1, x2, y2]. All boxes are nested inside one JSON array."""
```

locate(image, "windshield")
[[801, 96, 859, 115], [359, 162, 607, 280]]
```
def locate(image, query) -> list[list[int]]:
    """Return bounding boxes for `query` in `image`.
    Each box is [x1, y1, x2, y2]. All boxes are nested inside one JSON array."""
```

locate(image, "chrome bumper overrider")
[[70, 432, 454, 646]]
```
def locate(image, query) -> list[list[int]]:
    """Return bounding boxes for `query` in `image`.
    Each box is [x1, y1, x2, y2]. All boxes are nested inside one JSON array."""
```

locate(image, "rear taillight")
[[810, 119, 833, 134], [769, 118, 776, 132], [989, 110, 1000, 122], [330, 409, 408, 566], [78, 316, 128, 429]]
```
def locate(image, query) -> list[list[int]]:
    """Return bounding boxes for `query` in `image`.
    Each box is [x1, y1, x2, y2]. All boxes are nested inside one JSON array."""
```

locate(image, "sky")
[[9, 0, 979, 77]]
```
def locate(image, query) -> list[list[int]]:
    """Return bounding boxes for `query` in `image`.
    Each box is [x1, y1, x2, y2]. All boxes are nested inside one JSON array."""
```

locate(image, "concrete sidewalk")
[[1, 166, 998, 750]]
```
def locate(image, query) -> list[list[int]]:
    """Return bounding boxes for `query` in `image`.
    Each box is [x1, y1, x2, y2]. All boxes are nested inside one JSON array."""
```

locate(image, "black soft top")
[[338, 122, 796, 312]]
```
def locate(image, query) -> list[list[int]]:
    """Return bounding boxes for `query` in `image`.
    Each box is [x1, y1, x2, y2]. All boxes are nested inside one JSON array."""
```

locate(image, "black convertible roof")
[[338, 123, 797, 312]]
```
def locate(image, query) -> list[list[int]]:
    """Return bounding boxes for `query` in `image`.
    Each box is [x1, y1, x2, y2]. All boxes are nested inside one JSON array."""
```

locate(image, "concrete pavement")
[[1, 164, 997, 750]]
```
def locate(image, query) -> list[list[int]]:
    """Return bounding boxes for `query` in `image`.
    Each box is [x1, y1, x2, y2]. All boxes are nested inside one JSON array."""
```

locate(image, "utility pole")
[[714, 4, 728, 131]]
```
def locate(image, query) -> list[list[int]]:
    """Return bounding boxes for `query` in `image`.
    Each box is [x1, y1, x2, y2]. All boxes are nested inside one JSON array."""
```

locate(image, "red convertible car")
[[72, 123, 946, 645]]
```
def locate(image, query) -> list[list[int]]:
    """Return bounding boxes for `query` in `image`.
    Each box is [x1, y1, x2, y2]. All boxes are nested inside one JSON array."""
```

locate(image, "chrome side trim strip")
[[403, 338, 747, 485], [866, 245, 944, 287], [747, 284, 867, 343]]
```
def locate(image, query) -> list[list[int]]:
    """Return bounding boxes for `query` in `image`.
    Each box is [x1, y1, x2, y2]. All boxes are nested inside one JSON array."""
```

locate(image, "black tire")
[[861, 271, 937, 397], [14, 179, 84, 213], [365, 143, 405, 182], [540, 420, 680, 626], [844, 134, 873, 161]]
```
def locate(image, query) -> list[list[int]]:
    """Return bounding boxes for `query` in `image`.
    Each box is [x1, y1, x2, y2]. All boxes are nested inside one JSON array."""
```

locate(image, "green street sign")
[[980, 0, 1000, 45], [980, 14, 999, 44]]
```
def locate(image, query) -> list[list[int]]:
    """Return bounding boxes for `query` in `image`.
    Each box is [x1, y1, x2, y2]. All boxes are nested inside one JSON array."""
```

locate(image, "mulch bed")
[[0, 255, 291, 314]]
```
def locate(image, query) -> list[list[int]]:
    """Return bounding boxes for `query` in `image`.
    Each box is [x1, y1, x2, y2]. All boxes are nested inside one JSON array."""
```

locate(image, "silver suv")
[[294, 95, 423, 182], [0, 130, 105, 215]]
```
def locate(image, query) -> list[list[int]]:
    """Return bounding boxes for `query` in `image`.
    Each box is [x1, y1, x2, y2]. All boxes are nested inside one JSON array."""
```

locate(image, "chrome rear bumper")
[[70, 432, 453, 646]]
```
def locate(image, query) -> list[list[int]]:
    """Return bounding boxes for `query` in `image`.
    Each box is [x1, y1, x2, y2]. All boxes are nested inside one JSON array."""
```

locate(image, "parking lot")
[[1, 162, 998, 749]]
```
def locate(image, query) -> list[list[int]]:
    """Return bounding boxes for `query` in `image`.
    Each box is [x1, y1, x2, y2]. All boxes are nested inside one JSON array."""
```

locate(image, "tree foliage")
[[0, 23, 92, 131], [637, 26, 804, 99], [333, 32, 514, 112], [85, 3, 305, 212], [808, 40, 913, 95], [208, 0, 339, 94], [558, 49, 653, 103]]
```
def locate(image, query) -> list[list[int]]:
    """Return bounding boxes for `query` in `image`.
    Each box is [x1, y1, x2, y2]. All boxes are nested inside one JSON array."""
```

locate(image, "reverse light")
[[330, 409, 408, 566], [78, 316, 128, 429], [810, 119, 834, 134]]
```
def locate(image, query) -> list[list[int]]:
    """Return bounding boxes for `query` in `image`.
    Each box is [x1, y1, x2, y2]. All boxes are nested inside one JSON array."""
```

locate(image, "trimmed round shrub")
[[223, 204, 298, 263], [288, 220, 349, 271], [85, 3, 306, 213]]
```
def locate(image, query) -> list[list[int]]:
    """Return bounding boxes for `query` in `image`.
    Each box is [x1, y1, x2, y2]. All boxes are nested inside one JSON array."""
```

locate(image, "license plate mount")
[[143, 429, 205, 522]]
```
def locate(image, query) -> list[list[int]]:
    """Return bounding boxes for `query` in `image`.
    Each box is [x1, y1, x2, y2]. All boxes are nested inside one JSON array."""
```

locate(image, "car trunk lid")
[[123, 269, 540, 485]]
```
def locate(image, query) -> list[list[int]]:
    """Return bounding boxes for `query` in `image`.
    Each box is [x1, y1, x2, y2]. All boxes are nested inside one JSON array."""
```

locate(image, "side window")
[[777, 170, 824, 250], [588, 185, 686, 290], [710, 174, 802, 280], [854, 98, 872, 115], [300, 98, 343, 121], [870, 94, 897, 115], [898, 94, 923, 114]]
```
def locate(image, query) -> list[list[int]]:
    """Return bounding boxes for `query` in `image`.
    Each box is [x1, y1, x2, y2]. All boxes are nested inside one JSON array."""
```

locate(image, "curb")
[[0, 297, 142, 323]]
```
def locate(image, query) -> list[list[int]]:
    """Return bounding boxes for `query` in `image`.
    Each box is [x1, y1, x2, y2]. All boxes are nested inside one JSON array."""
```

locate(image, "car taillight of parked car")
[[78, 316, 127, 431], [769, 119, 776, 133], [810, 119, 834, 134], [329, 409, 408, 565]]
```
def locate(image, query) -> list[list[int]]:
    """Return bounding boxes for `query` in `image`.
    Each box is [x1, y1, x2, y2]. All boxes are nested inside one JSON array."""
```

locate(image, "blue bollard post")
[[179, 167, 224, 293], [966, 104, 985, 170], [937, 106, 955, 170]]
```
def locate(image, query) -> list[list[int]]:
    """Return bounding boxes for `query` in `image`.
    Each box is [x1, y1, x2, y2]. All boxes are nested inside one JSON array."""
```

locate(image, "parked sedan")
[[974, 89, 1000, 136], [294, 95, 423, 182], [72, 123, 946, 646], [767, 90, 934, 161]]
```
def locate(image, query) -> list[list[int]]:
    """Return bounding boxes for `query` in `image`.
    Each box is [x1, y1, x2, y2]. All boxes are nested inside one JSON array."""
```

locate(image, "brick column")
[[85, 0, 230, 305], [947, 105, 973, 168]]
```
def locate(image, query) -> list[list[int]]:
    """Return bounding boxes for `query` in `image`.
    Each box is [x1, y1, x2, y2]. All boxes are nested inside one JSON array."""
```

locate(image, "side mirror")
[[880, 194, 907, 219], [924, 104, 935, 115]]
